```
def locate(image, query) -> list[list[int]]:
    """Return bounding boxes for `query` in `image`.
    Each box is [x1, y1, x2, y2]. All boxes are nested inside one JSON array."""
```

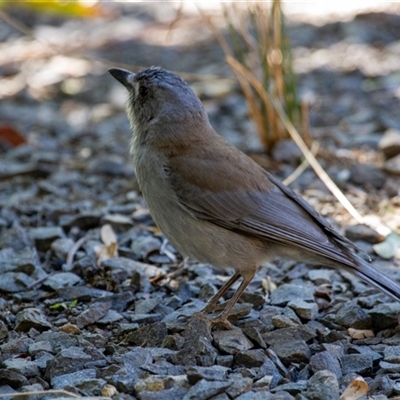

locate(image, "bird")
[[108, 66, 400, 327]]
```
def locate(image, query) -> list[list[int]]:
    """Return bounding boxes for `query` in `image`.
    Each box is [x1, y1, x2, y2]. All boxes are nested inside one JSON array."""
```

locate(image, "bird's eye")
[[139, 86, 149, 97]]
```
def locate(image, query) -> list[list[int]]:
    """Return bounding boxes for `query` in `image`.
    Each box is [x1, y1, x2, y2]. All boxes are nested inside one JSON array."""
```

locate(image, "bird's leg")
[[209, 272, 255, 328], [202, 272, 241, 314]]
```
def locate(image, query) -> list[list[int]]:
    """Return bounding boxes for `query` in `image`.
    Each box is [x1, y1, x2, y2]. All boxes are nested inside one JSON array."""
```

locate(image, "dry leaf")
[[59, 323, 81, 335], [348, 328, 375, 339], [262, 277, 277, 293], [102, 384, 117, 397], [0, 124, 27, 147], [95, 224, 118, 266], [340, 376, 368, 400]]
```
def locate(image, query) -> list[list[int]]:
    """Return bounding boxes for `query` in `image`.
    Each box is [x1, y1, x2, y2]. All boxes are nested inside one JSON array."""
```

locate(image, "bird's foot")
[[192, 311, 236, 330]]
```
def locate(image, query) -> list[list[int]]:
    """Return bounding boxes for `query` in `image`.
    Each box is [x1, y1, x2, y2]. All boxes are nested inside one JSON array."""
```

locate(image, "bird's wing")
[[166, 152, 357, 266]]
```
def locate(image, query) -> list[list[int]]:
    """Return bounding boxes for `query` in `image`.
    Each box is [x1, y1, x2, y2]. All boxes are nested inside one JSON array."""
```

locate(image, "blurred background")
[[1, 0, 400, 247]]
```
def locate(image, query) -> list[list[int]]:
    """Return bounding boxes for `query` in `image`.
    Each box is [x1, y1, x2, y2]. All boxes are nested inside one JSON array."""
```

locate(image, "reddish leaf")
[[0, 125, 27, 147]]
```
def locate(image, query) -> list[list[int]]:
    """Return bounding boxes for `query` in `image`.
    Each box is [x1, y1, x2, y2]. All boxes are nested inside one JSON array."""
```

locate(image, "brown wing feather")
[[166, 141, 357, 267]]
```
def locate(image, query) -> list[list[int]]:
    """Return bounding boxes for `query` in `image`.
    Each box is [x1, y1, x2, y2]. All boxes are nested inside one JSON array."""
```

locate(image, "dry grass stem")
[[227, 55, 364, 223]]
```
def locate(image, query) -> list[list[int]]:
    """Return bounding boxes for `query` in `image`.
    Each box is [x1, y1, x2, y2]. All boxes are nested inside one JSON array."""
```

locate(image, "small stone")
[[142, 360, 185, 376], [0, 320, 9, 341], [182, 378, 231, 400], [29, 227, 65, 251], [45, 347, 91, 380], [0, 369, 28, 388], [44, 272, 82, 290], [102, 213, 133, 231], [344, 224, 383, 244], [131, 235, 161, 259], [379, 128, 400, 159], [135, 297, 160, 314], [310, 351, 342, 378], [262, 326, 316, 345], [235, 349, 268, 368], [227, 303, 253, 323], [60, 213, 101, 230], [240, 320, 267, 348], [134, 375, 188, 393], [35, 331, 78, 350], [335, 303, 372, 329], [252, 375, 273, 391], [303, 370, 339, 400], [0, 337, 34, 356], [186, 365, 229, 383], [97, 309, 123, 324], [350, 163, 386, 189], [170, 336, 218, 367], [271, 381, 307, 395], [28, 340, 54, 356], [0, 272, 35, 293], [50, 368, 96, 389], [182, 314, 212, 342], [308, 269, 334, 285], [270, 284, 314, 306], [384, 345, 400, 363], [14, 308, 52, 332], [51, 238, 75, 260], [341, 354, 373, 374], [162, 334, 185, 350], [216, 355, 234, 368], [369, 303, 400, 329], [271, 315, 299, 328], [384, 153, 400, 176], [379, 361, 400, 373], [103, 257, 162, 280], [139, 387, 189, 400], [76, 301, 112, 328], [288, 300, 318, 320], [0, 223, 33, 252], [213, 329, 254, 355], [271, 340, 311, 364], [225, 375, 253, 398], [3, 359, 39, 378], [126, 322, 167, 347]]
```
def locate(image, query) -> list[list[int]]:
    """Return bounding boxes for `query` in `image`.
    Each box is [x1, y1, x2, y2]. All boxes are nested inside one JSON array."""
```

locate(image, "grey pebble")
[[271, 339, 311, 364], [3, 358, 39, 378], [51, 237, 75, 260], [303, 370, 339, 400], [287, 299, 318, 320], [344, 224, 382, 244], [45, 347, 92, 380], [270, 284, 314, 305], [310, 351, 342, 378], [14, 308, 52, 332], [29, 226, 65, 251], [0, 369, 28, 388], [186, 365, 229, 383], [76, 301, 112, 328], [369, 303, 400, 329], [213, 329, 253, 355], [51, 368, 97, 389], [335, 303, 372, 329], [126, 321, 167, 347], [182, 378, 231, 400], [341, 354, 373, 374], [234, 349, 268, 368], [45, 272, 82, 290]]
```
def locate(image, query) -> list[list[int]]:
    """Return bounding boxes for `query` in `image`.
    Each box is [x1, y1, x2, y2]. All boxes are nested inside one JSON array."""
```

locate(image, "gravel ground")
[[1, 3, 400, 400]]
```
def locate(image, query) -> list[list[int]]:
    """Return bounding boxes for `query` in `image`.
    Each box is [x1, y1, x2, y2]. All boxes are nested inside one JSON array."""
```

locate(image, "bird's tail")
[[343, 255, 400, 302]]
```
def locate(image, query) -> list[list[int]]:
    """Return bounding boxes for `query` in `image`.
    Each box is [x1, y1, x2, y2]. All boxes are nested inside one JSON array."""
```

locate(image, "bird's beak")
[[108, 68, 135, 89]]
